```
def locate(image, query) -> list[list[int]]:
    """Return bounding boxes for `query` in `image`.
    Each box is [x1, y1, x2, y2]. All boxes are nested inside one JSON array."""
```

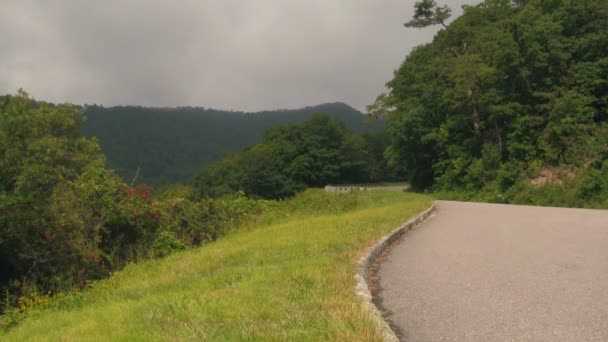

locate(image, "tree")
[[405, 0, 452, 28], [380, 0, 608, 194], [193, 114, 387, 199]]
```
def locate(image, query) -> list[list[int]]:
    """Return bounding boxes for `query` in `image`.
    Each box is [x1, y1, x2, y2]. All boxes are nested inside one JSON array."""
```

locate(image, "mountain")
[[82, 102, 383, 186]]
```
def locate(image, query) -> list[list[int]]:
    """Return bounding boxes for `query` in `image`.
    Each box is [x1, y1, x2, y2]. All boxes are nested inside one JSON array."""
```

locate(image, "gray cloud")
[[1, 0, 478, 111]]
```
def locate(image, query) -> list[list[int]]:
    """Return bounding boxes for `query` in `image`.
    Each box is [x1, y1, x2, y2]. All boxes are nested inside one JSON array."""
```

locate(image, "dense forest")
[[82, 103, 383, 187], [372, 0, 608, 206], [193, 114, 395, 199]]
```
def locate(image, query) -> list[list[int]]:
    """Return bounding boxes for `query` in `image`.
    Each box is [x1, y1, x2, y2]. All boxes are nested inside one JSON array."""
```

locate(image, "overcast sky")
[[1, 0, 478, 112]]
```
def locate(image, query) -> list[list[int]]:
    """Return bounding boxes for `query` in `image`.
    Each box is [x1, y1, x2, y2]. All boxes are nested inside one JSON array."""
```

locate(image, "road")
[[377, 201, 608, 342]]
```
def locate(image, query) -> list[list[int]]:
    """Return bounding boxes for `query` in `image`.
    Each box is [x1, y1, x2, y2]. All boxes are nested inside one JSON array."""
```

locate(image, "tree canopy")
[[193, 114, 394, 199], [82, 103, 382, 187], [404, 0, 452, 28], [375, 0, 608, 204], [0, 92, 269, 315]]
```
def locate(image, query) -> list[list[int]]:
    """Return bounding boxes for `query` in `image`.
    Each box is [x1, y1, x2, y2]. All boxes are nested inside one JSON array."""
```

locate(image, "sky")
[[1, 0, 478, 112]]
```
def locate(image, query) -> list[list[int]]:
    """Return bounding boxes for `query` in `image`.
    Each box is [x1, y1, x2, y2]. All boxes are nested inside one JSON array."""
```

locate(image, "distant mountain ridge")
[[82, 102, 383, 186]]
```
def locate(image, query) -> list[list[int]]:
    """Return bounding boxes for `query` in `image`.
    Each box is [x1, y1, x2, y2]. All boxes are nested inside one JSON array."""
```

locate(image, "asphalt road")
[[377, 201, 608, 342]]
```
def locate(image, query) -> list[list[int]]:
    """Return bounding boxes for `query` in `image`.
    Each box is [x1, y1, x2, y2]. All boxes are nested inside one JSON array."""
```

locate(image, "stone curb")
[[354, 203, 436, 342]]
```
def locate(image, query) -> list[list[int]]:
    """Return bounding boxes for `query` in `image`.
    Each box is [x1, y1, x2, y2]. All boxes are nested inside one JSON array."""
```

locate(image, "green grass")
[[2, 190, 432, 341]]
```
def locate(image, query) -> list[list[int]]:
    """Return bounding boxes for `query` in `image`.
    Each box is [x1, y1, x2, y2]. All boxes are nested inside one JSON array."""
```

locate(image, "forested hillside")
[[82, 103, 382, 187], [193, 114, 395, 199], [0, 92, 272, 319], [373, 0, 608, 207]]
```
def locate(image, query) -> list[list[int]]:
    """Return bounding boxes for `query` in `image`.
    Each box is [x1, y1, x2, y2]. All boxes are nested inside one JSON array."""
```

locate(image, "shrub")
[[152, 231, 186, 258]]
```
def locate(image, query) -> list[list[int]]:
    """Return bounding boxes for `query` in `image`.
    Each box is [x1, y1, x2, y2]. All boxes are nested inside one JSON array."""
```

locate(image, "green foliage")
[[0, 92, 282, 316], [576, 161, 608, 203], [437, 163, 608, 209], [1, 190, 433, 340], [0, 91, 113, 306], [152, 231, 186, 258], [82, 103, 383, 187], [157, 189, 268, 245], [405, 0, 452, 28], [193, 114, 395, 199], [377, 0, 608, 206]]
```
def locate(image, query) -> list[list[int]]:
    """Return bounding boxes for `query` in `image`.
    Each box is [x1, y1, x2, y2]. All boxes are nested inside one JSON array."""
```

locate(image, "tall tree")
[[405, 0, 452, 28]]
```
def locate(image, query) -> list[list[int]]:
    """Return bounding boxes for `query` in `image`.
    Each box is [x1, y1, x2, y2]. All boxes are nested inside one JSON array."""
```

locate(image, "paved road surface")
[[378, 201, 608, 342]]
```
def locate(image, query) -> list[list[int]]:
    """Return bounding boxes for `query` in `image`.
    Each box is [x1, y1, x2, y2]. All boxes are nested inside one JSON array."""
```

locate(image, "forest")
[[1, 0, 608, 328], [193, 114, 395, 199], [371, 0, 608, 207], [82, 103, 383, 187]]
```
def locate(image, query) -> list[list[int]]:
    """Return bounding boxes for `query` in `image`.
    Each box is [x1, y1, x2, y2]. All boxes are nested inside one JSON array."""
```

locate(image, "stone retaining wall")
[[325, 184, 409, 193], [324, 185, 371, 193]]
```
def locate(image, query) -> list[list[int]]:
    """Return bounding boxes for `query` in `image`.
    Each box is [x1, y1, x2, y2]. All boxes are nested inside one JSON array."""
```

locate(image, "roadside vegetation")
[[82, 103, 383, 187], [0, 92, 268, 319], [1, 190, 432, 340], [0, 91, 398, 333], [372, 0, 608, 208]]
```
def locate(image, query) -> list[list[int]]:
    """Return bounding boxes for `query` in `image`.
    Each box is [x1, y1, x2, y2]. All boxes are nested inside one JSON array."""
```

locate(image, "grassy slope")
[[3, 190, 432, 341]]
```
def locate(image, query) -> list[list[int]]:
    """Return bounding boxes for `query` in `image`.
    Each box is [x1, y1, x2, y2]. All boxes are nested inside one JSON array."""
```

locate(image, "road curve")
[[377, 201, 608, 342]]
